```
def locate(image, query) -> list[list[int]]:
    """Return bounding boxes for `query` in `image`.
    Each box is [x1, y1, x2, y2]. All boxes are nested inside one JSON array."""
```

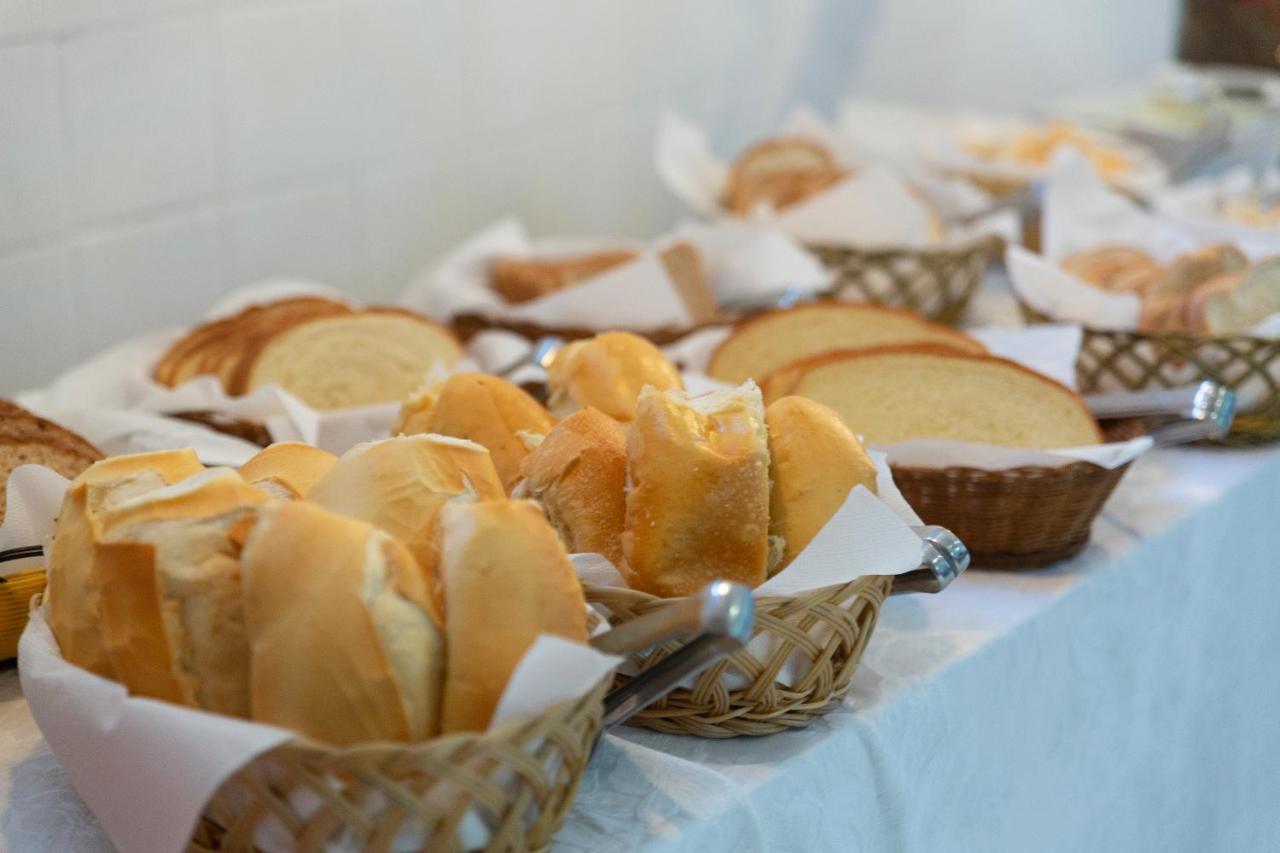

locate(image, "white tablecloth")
[[2, 446, 1279, 852]]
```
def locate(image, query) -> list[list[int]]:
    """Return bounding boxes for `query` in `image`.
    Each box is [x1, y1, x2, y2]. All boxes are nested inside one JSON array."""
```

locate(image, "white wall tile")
[[73, 212, 223, 353], [225, 183, 357, 292], [221, 2, 357, 187], [0, 44, 65, 247], [0, 248, 80, 394], [64, 16, 217, 222]]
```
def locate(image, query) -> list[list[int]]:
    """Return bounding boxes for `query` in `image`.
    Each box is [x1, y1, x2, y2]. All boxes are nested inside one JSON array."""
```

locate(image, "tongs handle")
[[1083, 381, 1236, 446], [891, 526, 970, 596]]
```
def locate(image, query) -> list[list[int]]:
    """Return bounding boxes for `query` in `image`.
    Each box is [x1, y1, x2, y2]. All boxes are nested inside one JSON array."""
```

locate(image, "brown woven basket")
[[187, 678, 609, 852], [806, 235, 1002, 325], [1019, 302, 1280, 445], [582, 575, 891, 738]]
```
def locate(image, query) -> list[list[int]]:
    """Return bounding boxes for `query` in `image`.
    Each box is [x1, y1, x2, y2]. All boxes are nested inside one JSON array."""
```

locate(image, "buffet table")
[[2, 445, 1278, 852]]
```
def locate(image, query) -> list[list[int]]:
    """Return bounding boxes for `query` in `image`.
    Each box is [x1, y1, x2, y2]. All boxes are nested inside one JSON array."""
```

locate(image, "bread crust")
[[490, 250, 638, 304], [546, 331, 683, 421], [722, 137, 847, 215]]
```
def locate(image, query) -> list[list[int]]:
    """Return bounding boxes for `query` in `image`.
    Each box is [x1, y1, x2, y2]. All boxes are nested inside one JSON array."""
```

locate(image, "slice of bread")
[[777, 344, 1102, 448], [238, 308, 463, 409], [0, 400, 103, 523], [1061, 246, 1164, 295], [722, 137, 848, 215], [657, 241, 717, 323], [708, 302, 987, 387], [490, 250, 638, 304]]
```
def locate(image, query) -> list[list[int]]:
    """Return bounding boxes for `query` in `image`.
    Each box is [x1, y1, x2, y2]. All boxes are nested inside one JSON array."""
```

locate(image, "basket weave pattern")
[[584, 576, 891, 738], [807, 236, 1001, 325], [189, 679, 608, 853]]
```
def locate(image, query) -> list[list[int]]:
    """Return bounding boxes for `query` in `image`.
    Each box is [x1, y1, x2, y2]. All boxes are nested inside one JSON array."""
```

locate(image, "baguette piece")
[[237, 308, 463, 409], [765, 396, 878, 574], [437, 500, 588, 733], [393, 373, 555, 492], [242, 501, 443, 744], [623, 383, 771, 596], [490, 250, 638, 304], [514, 408, 628, 566], [776, 344, 1102, 448], [0, 401, 103, 523], [546, 331, 684, 421], [238, 442, 337, 499], [47, 449, 204, 679], [708, 303, 987, 386], [307, 434, 505, 614]]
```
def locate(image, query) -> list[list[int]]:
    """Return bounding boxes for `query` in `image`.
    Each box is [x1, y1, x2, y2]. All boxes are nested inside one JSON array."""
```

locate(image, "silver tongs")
[[892, 525, 970, 595], [1084, 380, 1236, 446], [495, 336, 566, 378]]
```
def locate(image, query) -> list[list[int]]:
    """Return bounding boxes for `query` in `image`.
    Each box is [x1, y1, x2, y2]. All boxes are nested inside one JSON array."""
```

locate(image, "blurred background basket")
[[806, 235, 1003, 325], [582, 576, 891, 738], [190, 678, 609, 853], [0, 569, 46, 661]]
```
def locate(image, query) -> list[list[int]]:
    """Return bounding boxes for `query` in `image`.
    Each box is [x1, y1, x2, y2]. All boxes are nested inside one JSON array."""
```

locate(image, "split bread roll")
[[438, 500, 588, 733], [773, 345, 1102, 448], [514, 408, 628, 566], [765, 397, 878, 575], [490, 249, 638, 304], [0, 400, 103, 523], [708, 303, 987, 387], [47, 449, 204, 679], [307, 434, 505, 613], [393, 373, 555, 492], [238, 308, 463, 410], [623, 383, 772, 597], [242, 501, 443, 744], [546, 331, 683, 421], [238, 442, 337, 499]]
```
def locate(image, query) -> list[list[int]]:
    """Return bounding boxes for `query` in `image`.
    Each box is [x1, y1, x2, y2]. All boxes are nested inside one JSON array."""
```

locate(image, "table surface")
[[2, 443, 1279, 852]]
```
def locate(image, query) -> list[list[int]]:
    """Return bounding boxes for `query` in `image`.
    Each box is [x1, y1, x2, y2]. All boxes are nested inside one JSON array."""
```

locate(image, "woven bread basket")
[[582, 575, 891, 738], [1019, 302, 1280, 445], [187, 677, 609, 853], [806, 235, 1002, 325]]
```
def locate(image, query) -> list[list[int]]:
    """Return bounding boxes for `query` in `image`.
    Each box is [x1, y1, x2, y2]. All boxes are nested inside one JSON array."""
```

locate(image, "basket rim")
[[890, 457, 1130, 481], [581, 573, 889, 609], [805, 233, 1003, 261]]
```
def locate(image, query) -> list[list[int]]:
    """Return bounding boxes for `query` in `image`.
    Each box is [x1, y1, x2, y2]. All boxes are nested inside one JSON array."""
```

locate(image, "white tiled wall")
[[0, 0, 1176, 393]]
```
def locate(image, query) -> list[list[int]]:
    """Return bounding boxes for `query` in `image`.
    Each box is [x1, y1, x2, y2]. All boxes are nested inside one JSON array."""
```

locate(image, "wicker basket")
[[1020, 302, 1280, 445], [188, 678, 609, 852], [806, 235, 1002, 325], [582, 575, 891, 738]]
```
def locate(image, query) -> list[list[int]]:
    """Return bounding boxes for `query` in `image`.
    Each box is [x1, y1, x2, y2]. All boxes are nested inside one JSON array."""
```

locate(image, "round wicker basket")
[[582, 575, 891, 738], [188, 678, 609, 852], [806, 235, 1003, 325]]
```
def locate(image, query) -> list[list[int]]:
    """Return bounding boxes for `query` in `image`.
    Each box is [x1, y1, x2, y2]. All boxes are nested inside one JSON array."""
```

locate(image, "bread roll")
[[47, 449, 204, 679], [545, 331, 683, 422], [393, 373, 555, 492], [437, 500, 587, 733], [0, 400, 103, 523], [514, 408, 627, 565], [490, 250, 638, 304], [623, 383, 771, 596], [242, 501, 442, 744], [238, 442, 337, 499], [708, 302, 986, 387], [765, 396, 878, 574], [307, 434, 505, 613], [775, 344, 1102, 448], [91, 469, 267, 709]]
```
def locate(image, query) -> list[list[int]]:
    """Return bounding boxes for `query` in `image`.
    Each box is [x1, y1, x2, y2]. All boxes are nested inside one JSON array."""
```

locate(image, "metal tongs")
[[1083, 380, 1236, 446]]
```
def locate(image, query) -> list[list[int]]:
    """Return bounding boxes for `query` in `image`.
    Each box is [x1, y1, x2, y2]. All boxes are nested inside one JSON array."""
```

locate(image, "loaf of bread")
[[238, 442, 337, 499], [765, 396, 878, 575], [514, 408, 628, 565], [708, 302, 987, 387], [46, 449, 204, 679], [772, 344, 1102, 448], [393, 373, 555, 492], [242, 500, 443, 744], [490, 249, 638, 304], [438, 500, 588, 732], [0, 400, 103, 523], [722, 138, 848, 216], [623, 383, 772, 596], [545, 331, 683, 421]]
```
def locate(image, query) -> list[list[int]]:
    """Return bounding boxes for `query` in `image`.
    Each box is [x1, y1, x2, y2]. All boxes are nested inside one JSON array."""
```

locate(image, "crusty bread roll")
[[623, 383, 771, 596], [0, 400, 103, 523], [1061, 246, 1164, 295], [708, 303, 987, 387], [47, 449, 204, 679], [545, 331, 684, 421], [775, 344, 1102, 448], [237, 308, 463, 409], [514, 408, 628, 565], [393, 373, 555, 492], [437, 500, 587, 733], [307, 434, 505, 614], [242, 501, 443, 744], [238, 442, 337, 499], [722, 137, 848, 216], [92, 468, 268, 710], [490, 250, 638, 304], [765, 396, 878, 575]]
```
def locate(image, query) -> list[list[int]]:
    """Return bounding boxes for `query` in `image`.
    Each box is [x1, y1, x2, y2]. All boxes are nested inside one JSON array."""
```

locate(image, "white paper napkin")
[[1152, 166, 1280, 257]]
